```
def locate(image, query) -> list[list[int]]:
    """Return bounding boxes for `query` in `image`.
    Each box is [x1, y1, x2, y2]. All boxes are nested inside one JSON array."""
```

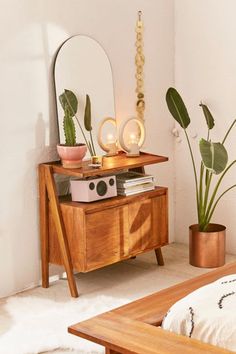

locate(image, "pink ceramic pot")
[[57, 144, 87, 168]]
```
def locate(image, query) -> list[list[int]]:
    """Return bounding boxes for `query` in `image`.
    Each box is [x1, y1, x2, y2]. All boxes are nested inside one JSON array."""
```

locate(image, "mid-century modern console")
[[38, 152, 168, 297]]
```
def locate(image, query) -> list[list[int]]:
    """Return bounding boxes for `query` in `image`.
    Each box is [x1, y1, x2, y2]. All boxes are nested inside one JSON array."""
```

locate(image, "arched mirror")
[[54, 35, 116, 158]]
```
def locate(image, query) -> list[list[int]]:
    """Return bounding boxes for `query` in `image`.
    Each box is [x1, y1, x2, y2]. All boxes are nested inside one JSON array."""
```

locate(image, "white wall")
[[0, 0, 174, 297], [174, 0, 236, 254]]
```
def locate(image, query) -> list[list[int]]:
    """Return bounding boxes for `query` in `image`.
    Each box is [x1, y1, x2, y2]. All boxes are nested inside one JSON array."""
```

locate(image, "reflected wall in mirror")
[[54, 35, 116, 158]]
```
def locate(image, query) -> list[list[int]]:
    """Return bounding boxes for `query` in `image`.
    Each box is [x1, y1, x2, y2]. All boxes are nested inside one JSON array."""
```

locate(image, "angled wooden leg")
[[105, 349, 121, 354], [44, 166, 79, 298], [155, 247, 164, 266], [39, 165, 49, 288]]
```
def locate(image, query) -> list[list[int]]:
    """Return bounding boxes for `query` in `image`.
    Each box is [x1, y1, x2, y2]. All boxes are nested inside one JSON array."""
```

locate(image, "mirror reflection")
[[54, 35, 116, 158]]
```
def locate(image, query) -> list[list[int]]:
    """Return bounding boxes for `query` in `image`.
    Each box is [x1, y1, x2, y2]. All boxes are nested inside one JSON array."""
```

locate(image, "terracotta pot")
[[189, 223, 226, 268], [57, 144, 87, 168]]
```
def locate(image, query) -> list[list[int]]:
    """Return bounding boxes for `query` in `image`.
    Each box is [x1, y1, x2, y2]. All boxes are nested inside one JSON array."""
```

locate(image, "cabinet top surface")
[[40, 151, 168, 178]]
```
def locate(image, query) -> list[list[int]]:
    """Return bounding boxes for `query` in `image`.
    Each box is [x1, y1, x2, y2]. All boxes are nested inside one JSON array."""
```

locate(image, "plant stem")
[[74, 116, 93, 156], [204, 184, 236, 229], [90, 131, 96, 156], [204, 159, 236, 224], [184, 129, 200, 221], [199, 162, 204, 222], [202, 172, 212, 217], [222, 119, 236, 144], [87, 141, 93, 156]]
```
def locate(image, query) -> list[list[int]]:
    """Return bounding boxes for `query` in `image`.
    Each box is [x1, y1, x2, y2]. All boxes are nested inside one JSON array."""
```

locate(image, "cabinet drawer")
[[85, 205, 129, 271]]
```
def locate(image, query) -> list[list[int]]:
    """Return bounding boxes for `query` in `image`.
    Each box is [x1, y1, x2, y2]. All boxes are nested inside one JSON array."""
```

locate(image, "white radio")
[[70, 175, 117, 202]]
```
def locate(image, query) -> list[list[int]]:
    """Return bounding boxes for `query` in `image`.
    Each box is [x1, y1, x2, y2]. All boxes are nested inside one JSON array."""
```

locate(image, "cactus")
[[59, 89, 96, 155], [59, 90, 77, 146], [63, 104, 76, 146]]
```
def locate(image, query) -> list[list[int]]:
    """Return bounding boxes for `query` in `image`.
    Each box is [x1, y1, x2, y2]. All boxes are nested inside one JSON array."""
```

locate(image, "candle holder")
[[97, 117, 118, 157], [119, 117, 146, 157]]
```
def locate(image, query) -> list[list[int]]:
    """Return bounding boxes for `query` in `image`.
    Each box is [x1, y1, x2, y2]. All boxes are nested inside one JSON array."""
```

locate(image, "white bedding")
[[162, 274, 236, 352]]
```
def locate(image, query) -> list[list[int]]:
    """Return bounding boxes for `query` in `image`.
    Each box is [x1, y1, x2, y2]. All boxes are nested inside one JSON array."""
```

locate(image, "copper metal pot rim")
[[189, 223, 226, 233]]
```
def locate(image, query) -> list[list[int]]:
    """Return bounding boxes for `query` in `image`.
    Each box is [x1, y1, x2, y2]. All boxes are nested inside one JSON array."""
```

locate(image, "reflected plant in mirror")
[[54, 35, 116, 158]]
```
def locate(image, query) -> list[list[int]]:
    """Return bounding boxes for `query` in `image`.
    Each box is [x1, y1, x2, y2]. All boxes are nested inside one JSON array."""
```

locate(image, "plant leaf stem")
[[90, 131, 96, 156], [203, 159, 236, 226], [204, 184, 236, 229], [222, 119, 236, 145], [184, 129, 200, 220], [199, 129, 210, 226]]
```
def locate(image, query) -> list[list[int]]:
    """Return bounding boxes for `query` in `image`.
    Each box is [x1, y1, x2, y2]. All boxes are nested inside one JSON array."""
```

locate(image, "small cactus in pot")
[[57, 89, 87, 168]]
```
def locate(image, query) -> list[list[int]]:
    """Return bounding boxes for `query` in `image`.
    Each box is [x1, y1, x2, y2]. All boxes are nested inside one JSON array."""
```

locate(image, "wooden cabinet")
[[39, 152, 168, 297]]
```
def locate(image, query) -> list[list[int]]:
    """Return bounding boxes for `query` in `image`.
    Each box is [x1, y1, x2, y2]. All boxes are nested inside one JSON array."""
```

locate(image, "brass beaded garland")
[[135, 11, 145, 122]]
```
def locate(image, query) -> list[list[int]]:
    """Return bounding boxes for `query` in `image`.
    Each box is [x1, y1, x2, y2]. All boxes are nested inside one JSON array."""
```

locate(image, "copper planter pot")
[[189, 223, 226, 268]]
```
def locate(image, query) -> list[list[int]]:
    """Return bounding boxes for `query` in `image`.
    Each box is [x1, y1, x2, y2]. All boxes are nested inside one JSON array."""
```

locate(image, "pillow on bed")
[[162, 274, 236, 352]]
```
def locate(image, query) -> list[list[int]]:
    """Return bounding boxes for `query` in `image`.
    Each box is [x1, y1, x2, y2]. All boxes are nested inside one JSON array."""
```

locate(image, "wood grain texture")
[[86, 205, 129, 271], [113, 261, 236, 326], [69, 263, 236, 353], [38, 164, 49, 288], [40, 151, 168, 178], [40, 152, 169, 297], [69, 312, 233, 354], [44, 166, 79, 298], [62, 187, 167, 213], [49, 188, 168, 273]]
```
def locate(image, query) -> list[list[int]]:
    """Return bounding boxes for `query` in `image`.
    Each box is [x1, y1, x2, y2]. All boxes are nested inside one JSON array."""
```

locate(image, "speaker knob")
[[89, 182, 95, 190], [109, 178, 115, 186]]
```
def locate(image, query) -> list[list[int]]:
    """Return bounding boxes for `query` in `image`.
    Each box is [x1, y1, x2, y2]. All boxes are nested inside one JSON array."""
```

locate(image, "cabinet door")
[[151, 193, 168, 247], [128, 198, 152, 254], [85, 205, 129, 271], [128, 193, 168, 254]]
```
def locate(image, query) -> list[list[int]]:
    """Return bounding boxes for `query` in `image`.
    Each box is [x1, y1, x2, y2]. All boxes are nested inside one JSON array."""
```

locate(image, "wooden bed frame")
[[68, 261, 236, 353]]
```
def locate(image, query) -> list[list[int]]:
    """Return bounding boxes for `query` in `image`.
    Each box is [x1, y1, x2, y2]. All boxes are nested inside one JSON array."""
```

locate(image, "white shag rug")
[[0, 295, 129, 354]]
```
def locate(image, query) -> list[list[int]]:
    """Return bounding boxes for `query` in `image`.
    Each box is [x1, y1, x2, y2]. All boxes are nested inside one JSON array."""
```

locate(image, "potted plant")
[[166, 87, 236, 268], [57, 90, 87, 168]]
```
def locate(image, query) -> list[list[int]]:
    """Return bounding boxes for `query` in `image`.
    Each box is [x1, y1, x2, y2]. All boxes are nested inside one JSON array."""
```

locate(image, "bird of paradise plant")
[[166, 87, 236, 231]]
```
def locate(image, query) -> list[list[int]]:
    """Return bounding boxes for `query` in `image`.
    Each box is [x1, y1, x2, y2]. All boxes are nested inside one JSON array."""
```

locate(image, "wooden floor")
[[0, 243, 235, 354]]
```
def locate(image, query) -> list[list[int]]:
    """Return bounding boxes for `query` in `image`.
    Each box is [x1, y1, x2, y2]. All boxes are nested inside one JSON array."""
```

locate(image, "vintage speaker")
[[70, 175, 117, 202]]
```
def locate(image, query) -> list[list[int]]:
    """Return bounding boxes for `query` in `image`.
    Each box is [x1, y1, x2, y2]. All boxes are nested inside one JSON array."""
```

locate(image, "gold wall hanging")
[[135, 10, 145, 122]]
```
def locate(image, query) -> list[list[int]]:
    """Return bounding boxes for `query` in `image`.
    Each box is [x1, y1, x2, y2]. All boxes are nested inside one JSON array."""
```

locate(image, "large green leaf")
[[199, 103, 215, 130], [166, 87, 190, 129], [199, 138, 228, 174], [59, 89, 78, 117], [84, 94, 92, 131]]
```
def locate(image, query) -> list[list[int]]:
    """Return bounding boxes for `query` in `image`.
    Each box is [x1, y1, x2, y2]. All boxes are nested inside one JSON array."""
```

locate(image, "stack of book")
[[116, 171, 155, 196]]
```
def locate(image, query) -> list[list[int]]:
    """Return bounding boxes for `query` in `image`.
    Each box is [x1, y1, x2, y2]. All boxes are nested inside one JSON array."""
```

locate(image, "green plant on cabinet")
[[59, 89, 97, 156]]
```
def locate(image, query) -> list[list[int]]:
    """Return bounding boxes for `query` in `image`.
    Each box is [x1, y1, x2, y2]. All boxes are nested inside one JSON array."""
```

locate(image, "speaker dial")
[[109, 178, 115, 186], [89, 182, 95, 190]]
